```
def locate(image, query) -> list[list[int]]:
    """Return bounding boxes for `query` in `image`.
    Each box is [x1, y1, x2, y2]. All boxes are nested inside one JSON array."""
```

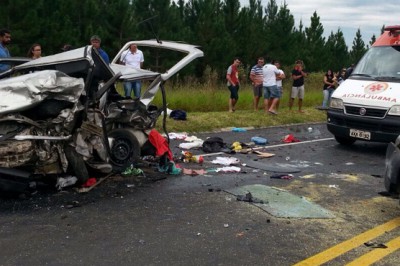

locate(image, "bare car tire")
[[334, 135, 356, 145], [64, 146, 89, 184], [108, 129, 140, 170]]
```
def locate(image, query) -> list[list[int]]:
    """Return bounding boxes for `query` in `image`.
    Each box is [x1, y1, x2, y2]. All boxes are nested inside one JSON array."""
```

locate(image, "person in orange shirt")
[[226, 58, 241, 112]]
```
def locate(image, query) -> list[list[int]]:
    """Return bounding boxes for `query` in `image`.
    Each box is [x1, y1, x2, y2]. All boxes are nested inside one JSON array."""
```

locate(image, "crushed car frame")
[[0, 41, 203, 195]]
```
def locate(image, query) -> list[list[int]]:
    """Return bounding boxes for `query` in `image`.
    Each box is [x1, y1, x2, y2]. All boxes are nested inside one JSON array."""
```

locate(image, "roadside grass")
[[118, 72, 328, 132], [157, 108, 326, 133]]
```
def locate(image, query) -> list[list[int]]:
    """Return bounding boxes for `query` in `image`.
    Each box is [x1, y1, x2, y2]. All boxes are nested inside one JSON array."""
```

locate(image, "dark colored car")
[[384, 135, 400, 201]]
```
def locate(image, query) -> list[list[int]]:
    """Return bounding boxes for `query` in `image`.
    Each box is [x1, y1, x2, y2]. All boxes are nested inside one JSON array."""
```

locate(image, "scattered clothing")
[[179, 141, 204, 150], [215, 166, 241, 172], [170, 109, 187, 120], [183, 168, 207, 176], [168, 132, 188, 140], [282, 134, 300, 143], [148, 129, 173, 160], [82, 178, 97, 187], [202, 137, 226, 153], [158, 161, 182, 175], [212, 157, 240, 166]]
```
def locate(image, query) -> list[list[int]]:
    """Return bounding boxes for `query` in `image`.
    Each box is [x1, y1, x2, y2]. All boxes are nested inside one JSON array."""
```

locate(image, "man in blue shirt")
[[90, 35, 109, 64], [0, 28, 11, 73]]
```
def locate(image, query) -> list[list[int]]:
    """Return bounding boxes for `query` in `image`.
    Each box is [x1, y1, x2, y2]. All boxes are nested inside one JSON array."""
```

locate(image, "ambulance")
[[327, 25, 400, 145]]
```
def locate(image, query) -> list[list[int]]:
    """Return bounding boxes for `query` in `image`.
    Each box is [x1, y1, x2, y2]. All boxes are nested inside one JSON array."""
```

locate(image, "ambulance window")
[[354, 46, 400, 79]]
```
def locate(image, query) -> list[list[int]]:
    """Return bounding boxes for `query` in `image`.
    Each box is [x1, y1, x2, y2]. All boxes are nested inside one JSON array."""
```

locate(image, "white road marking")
[[200, 137, 334, 157]]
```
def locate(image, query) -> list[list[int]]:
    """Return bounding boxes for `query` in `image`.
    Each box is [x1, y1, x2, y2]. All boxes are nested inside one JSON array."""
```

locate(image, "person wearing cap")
[[90, 35, 109, 64], [120, 43, 144, 98]]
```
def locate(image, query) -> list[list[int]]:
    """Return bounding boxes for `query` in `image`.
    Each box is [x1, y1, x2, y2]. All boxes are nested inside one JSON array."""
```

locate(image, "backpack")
[[202, 137, 225, 153], [170, 109, 187, 120]]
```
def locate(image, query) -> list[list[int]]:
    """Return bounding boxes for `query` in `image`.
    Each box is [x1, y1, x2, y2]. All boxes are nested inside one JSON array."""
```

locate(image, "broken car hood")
[[0, 70, 84, 114]]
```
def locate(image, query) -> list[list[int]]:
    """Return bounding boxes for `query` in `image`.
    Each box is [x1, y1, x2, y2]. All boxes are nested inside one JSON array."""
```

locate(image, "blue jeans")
[[322, 88, 335, 107], [124, 81, 141, 98]]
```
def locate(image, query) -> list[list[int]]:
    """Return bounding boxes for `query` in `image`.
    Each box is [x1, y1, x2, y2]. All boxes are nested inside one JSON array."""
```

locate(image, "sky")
[[240, 0, 398, 47]]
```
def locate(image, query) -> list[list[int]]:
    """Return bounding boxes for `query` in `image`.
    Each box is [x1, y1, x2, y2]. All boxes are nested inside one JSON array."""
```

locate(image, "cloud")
[[271, 0, 398, 45]]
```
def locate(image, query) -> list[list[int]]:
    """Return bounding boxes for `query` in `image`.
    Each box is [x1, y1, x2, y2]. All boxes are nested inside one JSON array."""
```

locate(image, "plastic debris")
[[181, 151, 204, 163], [236, 192, 264, 203], [251, 136, 267, 145], [364, 241, 388, 248], [64, 200, 81, 209], [270, 174, 294, 180], [56, 176, 78, 190], [232, 127, 247, 132], [231, 141, 242, 151], [122, 165, 144, 176]]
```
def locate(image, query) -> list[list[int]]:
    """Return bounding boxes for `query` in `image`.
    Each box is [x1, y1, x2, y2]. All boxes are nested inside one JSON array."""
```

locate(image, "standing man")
[[274, 60, 285, 111], [0, 28, 11, 73], [90, 35, 110, 64], [262, 58, 283, 115], [226, 58, 241, 113], [249, 57, 264, 111], [289, 60, 307, 113], [120, 44, 144, 98]]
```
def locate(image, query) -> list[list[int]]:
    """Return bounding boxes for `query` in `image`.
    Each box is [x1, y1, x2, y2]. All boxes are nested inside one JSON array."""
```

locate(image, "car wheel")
[[384, 170, 400, 194], [64, 146, 89, 184], [108, 129, 140, 170], [334, 135, 356, 145]]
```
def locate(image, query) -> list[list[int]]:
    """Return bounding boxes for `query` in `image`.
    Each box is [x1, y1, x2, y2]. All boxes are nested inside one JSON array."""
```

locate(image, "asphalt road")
[[1, 122, 399, 266]]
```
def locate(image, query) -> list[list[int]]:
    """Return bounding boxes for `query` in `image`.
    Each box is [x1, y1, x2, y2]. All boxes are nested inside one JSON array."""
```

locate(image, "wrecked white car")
[[0, 41, 203, 195]]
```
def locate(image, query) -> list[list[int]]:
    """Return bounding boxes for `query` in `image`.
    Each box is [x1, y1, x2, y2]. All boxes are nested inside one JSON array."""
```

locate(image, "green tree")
[[264, 1, 295, 65], [369, 34, 376, 47], [349, 28, 367, 64], [325, 28, 348, 72], [304, 11, 326, 71], [235, 0, 266, 68]]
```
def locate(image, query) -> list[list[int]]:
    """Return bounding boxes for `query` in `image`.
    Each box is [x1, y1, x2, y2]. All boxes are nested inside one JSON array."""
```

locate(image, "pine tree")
[[350, 28, 367, 65], [304, 11, 326, 71]]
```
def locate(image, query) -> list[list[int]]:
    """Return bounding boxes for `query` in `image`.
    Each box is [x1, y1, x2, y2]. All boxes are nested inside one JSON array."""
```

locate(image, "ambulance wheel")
[[334, 135, 356, 145]]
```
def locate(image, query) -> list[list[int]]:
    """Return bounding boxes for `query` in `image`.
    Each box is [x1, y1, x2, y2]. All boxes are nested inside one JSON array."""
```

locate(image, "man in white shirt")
[[262, 59, 284, 115], [120, 44, 144, 98]]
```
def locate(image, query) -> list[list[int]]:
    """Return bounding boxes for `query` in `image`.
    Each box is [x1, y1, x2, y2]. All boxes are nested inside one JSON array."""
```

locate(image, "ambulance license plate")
[[349, 129, 371, 140]]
